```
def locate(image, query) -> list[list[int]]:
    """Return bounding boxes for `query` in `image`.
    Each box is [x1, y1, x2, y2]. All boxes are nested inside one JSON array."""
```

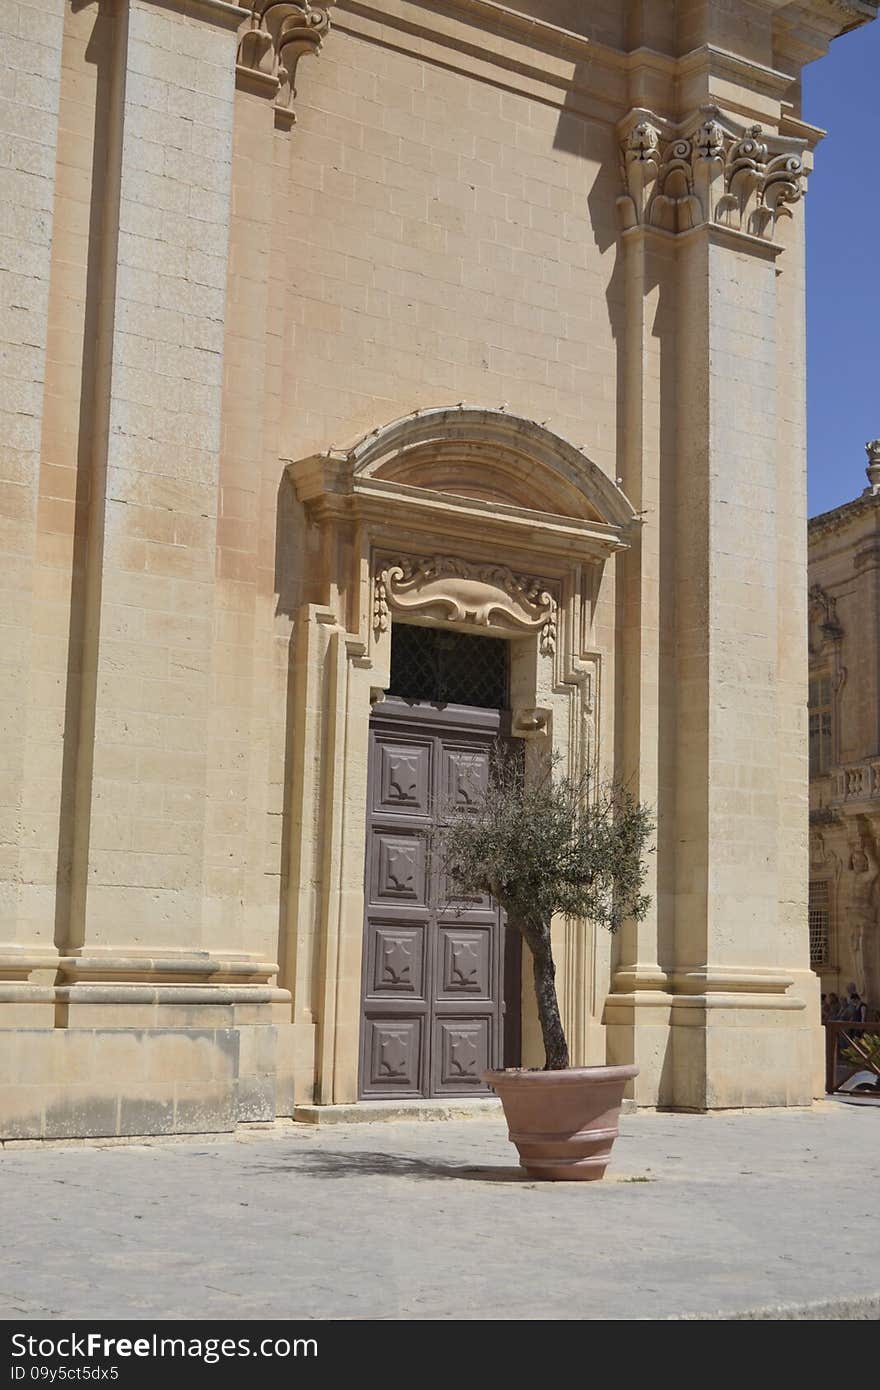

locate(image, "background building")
[[2, 0, 876, 1139], [808, 441, 880, 1011]]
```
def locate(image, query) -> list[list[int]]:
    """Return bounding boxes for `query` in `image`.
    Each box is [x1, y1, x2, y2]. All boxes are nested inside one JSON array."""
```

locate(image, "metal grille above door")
[[388, 624, 509, 708]]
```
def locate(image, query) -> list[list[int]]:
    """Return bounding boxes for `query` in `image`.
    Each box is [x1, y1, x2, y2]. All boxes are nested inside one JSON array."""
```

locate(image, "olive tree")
[[437, 746, 653, 1071]]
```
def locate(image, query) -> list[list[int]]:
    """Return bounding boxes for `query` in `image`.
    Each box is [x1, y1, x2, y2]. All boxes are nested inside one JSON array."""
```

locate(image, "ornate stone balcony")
[[830, 759, 880, 807]]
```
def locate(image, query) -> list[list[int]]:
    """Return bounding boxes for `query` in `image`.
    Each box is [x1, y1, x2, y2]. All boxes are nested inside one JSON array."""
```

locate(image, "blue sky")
[[804, 20, 880, 517]]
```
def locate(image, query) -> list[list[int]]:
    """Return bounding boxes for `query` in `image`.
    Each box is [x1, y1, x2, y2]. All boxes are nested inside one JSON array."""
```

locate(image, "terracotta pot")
[[483, 1064, 639, 1181]]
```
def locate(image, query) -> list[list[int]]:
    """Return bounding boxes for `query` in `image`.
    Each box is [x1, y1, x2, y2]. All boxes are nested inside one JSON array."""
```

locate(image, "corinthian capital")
[[617, 106, 807, 243], [237, 2, 331, 119]]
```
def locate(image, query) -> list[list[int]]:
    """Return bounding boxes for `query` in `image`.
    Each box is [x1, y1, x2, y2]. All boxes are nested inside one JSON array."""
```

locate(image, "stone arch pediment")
[[345, 406, 636, 528], [287, 405, 637, 541]]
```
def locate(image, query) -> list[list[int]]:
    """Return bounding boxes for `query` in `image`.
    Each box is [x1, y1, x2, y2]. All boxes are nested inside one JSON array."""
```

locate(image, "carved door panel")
[[360, 699, 519, 1099]]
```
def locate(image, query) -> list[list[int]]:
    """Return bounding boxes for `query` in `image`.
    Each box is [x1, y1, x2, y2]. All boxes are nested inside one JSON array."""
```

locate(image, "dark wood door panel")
[[369, 831, 428, 907], [364, 921, 427, 1000], [361, 694, 519, 1099], [435, 925, 492, 1000], [432, 1018, 492, 1094], [362, 1017, 424, 1097], [372, 736, 432, 818], [441, 742, 491, 811]]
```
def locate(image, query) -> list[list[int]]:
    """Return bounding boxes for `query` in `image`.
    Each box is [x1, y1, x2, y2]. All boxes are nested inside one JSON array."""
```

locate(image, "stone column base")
[[0, 971, 297, 1140], [604, 968, 825, 1110]]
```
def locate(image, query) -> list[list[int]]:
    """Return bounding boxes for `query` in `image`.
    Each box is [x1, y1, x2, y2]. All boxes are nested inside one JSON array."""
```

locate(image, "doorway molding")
[[280, 406, 638, 1104]]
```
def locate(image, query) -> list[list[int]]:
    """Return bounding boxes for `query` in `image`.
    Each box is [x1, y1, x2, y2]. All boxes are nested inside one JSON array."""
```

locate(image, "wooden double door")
[[360, 699, 520, 1099]]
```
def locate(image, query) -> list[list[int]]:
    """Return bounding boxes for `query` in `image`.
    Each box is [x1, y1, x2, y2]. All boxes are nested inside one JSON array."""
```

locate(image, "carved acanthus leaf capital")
[[373, 554, 558, 655], [618, 106, 807, 242], [237, 1, 330, 118]]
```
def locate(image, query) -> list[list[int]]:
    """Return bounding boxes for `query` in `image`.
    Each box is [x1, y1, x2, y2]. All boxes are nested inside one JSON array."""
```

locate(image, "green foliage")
[[841, 1032, 880, 1072], [438, 744, 654, 937], [434, 744, 654, 1069]]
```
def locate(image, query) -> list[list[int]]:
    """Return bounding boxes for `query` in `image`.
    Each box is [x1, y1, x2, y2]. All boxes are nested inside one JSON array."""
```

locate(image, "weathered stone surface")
[[808, 450, 880, 1009], [0, 0, 877, 1135], [0, 1107, 878, 1320]]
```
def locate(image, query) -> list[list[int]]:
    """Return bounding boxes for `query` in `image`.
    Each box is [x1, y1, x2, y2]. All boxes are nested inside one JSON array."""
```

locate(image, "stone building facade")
[[808, 442, 880, 1012], [2, 0, 876, 1139]]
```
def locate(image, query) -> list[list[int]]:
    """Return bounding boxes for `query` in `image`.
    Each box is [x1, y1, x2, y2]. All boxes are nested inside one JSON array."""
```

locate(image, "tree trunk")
[[523, 923, 569, 1070]]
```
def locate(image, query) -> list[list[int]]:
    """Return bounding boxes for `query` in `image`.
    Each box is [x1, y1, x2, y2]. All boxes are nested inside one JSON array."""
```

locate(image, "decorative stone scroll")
[[865, 439, 880, 495], [236, 1, 330, 117], [373, 555, 558, 655], [618, 106, 807, 241]]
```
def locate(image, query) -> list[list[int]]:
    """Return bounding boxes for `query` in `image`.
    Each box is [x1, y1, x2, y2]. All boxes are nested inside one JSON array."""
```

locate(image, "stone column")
[[609, 110, 820, 1107], [604, 210, 677, 1103]]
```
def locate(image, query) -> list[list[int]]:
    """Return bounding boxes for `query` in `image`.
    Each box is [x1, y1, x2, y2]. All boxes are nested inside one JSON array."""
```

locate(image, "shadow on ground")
[[248, 1150, 532, 1184]]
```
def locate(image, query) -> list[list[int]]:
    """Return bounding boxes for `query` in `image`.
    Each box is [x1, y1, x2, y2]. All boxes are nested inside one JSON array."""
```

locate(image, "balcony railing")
[[830, 759, 880, 805]]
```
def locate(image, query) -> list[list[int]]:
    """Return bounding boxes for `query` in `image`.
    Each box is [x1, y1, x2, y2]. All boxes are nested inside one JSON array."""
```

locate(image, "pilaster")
[[58, 0, 249, 967], [607, 100, 822, 1107], [0, 0, 66, 958], [604, 223, 677, 1103]]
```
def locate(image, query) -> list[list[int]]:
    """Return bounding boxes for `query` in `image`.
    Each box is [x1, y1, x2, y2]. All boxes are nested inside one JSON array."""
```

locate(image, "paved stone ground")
[[1, 1100, 878, 1321]]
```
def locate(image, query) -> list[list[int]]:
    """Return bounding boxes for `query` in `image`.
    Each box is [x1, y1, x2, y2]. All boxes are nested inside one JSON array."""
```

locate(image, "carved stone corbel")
[[236, 1, 330, 123], [512, 707, 551, 738]]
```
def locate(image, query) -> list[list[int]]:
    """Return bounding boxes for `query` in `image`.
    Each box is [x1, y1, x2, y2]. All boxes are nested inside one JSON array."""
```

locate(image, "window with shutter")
[[808, 881, 830, 968]]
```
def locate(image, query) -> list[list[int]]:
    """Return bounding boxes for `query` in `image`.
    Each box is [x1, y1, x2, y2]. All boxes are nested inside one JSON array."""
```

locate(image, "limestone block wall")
[[69, 0, 240, 953], [811, 502, 880, 768], [0, 0, 66, 948], [0, 0, 296, 1141], [1, 0, 877, 1137], [809, 481, 880, 1010]]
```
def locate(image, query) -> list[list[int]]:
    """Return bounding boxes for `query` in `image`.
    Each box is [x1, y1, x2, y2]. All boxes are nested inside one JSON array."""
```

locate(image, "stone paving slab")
[[1, 1101, 878, 1321]]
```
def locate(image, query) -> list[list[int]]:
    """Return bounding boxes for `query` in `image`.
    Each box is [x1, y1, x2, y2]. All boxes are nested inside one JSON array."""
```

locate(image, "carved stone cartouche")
[[373, 554, 558, 655]]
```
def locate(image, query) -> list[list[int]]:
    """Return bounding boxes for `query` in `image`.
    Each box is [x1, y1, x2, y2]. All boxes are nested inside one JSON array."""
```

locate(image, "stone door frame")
[[280, 406, 638, 1105]]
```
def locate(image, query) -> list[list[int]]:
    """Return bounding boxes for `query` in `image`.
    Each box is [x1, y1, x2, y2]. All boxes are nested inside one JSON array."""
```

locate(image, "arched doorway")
[[283, 407, 638, 1106]]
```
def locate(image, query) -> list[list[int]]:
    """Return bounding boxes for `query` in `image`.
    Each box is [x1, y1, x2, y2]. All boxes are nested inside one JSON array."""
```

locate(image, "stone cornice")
[[816, 0, 879, 28], [772, 0, 878, 69], [338, 0, 871, 83], [183, 0, 250, 28], [622, 219, 785, 259], [333, 0, 867, 123], [809, 490, 880, 538], [289, 473, 632, 561], [336, 0, 619, 69], [0, 949, 281, 985], [142, 0, 250, 27]]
